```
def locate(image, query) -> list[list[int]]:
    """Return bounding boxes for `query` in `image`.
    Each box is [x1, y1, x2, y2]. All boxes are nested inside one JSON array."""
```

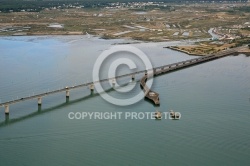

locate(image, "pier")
[[140, 74, 160, 105], [0, 47, 242, 113]]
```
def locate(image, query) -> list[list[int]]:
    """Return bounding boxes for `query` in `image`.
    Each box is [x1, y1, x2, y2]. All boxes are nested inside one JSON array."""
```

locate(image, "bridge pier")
[[112, 79, 115, 86], [66, 90, 70, 103], [66, 90, 70, 98], [5, 105, 9, 114], [131, 75, 135, 81], [38, 97, 42, 105], [90, 84, 94, 92]]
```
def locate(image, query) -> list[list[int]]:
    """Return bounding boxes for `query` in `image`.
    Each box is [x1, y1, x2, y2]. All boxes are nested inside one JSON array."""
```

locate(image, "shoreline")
[[0, 33, 186, 45], [1, 34, 249, 56], [166, 45, 250, 57], [0, 32, 210, 44], [165, 46, 206, 56]]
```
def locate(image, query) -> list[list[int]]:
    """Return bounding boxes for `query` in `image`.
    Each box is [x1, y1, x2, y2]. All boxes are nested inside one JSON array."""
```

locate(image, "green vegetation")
[[0, 0, 248, 13], [235, 6, 250, 13], [0, 0, 110, 12], [234, 38, 250, 47]]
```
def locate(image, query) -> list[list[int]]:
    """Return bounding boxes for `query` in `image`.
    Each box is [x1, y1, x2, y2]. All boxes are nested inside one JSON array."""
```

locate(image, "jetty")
[[140, 73, 160, 105]]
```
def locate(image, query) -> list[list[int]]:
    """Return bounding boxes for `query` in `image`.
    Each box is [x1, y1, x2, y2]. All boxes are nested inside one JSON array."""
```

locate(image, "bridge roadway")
[[0, 47, 239, 112]]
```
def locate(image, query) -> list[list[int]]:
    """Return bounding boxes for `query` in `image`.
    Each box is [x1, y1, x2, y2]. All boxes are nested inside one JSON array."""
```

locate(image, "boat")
[[170, 110, 180, 120], [155, 110, 162, 120]]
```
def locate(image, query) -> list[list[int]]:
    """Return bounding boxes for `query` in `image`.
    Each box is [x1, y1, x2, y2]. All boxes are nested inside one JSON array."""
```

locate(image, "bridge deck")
[[0, 47, 241, 108]]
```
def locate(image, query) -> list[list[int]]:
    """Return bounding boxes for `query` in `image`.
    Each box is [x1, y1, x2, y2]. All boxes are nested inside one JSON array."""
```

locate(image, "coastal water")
[[0, 36, 249, 165]]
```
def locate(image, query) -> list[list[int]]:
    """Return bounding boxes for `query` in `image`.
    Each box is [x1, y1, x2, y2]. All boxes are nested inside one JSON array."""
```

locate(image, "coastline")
[[1, 34, 249, 57], [165, 46, 206, 56], [0, 31, 210, 43], [0, 33, 190, 45], [165, 45, 250, 57]]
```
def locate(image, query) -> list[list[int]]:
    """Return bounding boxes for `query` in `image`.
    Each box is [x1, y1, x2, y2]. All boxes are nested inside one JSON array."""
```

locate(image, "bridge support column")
[[38, 97, 42, 105], [90, 84, 94, 92], [66, 90, 70, 98], [131, 75, 135, 81], [112, 79, 115, 87], [5, 105, 9, 114], [66, 90, 70, 103]]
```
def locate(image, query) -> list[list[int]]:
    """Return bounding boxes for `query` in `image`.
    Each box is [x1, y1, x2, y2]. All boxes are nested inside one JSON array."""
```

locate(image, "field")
[[0, 2, 250, 43]]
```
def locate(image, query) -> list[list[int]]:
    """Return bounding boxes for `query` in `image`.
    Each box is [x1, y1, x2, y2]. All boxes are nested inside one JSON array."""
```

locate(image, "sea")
[[0, 36, 249, 166]]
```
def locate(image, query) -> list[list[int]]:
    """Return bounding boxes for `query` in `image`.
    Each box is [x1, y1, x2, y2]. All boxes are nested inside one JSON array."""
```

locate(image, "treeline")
[[13, 0, 248, 2], [235, 39, 250, 47], [0, 0, 248, 13], [0, 0, 111, 12], [236, 6, 250, 13], [230, 38, 250, 48]]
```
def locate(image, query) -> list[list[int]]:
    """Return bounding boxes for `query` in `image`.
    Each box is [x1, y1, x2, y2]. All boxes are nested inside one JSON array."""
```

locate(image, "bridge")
[[0, 46, 242, 114], [139, 48, 238, 105]]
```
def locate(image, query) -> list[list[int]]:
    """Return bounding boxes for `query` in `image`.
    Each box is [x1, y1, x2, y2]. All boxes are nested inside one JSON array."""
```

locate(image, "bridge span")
[[0, 47, 240, 114]]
